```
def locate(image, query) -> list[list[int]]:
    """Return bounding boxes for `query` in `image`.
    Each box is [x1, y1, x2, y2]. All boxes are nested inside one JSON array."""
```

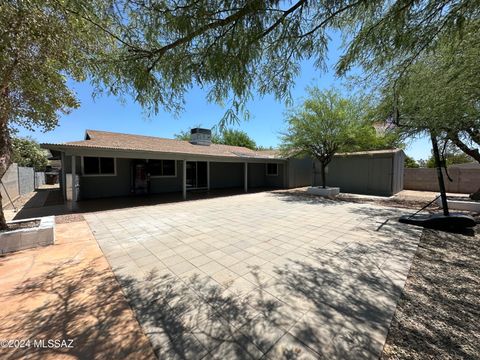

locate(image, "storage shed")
[[287, 149, 405, 196]]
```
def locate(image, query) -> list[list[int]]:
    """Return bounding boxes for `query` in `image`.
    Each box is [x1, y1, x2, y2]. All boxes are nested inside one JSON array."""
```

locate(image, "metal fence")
[[1, 163, 45, 208]]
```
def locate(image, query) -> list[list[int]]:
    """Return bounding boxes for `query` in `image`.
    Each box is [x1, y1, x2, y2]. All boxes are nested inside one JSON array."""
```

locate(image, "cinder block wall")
[[404, 168, 480, 193]]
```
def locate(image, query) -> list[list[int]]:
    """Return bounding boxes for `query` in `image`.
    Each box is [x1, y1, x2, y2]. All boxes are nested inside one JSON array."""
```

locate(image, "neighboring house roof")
[[42, 130, 282, 160]]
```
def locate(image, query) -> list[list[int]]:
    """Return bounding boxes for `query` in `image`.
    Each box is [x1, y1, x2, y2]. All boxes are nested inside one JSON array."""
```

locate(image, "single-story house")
[[42, 128, 405, 204]]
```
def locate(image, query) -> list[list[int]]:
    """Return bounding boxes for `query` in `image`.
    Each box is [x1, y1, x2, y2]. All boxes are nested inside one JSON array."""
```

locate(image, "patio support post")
[[71, 155, 77, 209], [244, 162, 248, 193], [182, 160, 187, 200], [207, 161, 210, 190], [60, 152, 67, 200]]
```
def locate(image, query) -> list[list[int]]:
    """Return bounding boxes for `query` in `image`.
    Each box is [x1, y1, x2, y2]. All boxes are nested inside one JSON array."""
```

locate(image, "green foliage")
[[404, 156, 419, 168], [375, 22, 480, 164], [84, 1, 478, 120], [0, 0, 112, 132], [174, 127, 256, 149], [340, 121, 403, 152], [281, 88, 357, 187], [219, 129, 256, 150], [11, 137, 49, 171], [425, 149, 473, 168]]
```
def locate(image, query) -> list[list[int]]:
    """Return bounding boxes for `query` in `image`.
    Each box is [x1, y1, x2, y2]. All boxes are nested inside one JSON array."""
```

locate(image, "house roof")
[[42, 130, 282, 160]]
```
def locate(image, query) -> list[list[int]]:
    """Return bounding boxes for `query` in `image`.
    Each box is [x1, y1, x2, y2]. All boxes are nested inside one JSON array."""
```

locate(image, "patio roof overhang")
[[41, 143, 287, 164]]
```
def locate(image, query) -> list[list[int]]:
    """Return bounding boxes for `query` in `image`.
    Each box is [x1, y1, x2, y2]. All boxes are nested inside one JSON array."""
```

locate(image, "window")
[[83, 157, 116, 175], [266, 163, 278, 176], [148, 160, 176, 177]]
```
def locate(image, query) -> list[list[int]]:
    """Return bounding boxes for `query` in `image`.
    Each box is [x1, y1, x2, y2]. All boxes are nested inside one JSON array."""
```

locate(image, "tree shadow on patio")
[[0, 258, 154, 360]]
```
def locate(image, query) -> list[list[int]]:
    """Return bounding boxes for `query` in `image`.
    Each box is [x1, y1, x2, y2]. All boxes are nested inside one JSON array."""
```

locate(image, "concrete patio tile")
[[169, 261, 197, 276], [86, 192, 422, 360], [229, 261, 253, 276], [190, 254, 213, 267], [135, 254, 160, 267], [163, 254, 188, 266], [198, 260, 227, 276], [262, 333, 319, 360], [210, 268, 239, 287]]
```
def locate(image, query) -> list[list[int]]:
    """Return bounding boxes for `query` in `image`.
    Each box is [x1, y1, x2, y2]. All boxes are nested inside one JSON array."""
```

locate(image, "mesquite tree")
[[0, 0, 111, 229], [281, 88, 356, 188]]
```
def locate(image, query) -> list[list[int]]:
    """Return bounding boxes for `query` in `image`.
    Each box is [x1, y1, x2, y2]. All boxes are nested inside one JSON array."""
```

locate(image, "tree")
[[218, 129, 256, 150], [340, 120, 403, 152], [425, 146, 473, 168], [281, 88, 355, 189], [404, 156, 420, 168], [376, 24, 480, 197], [174, 127, 256, 149], [75, 0, 477, 121], [11, 137, 49, 171], [0, 0, 111, 229]]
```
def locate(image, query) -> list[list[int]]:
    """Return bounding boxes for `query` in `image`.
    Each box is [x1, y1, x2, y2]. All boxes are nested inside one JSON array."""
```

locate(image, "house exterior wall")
[[209, 162, 244, 189], [149, 161, 183, 193], [286, 158, 313, 188], [287, 150, 405, 196], [247, 163, 285, 188], [80, 157, 131, 199], [61, 151, 288, 199]]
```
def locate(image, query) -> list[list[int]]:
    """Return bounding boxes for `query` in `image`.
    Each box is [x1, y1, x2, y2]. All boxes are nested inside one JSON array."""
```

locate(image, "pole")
[[430, 132, 449, 216]]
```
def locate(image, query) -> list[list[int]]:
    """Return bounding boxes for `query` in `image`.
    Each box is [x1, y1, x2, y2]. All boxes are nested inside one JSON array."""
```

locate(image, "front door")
[[186, 161, 208, 189]]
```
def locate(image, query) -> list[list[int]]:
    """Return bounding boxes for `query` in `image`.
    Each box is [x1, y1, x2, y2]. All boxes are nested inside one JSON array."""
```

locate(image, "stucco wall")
[[404, 168, 480, 194]]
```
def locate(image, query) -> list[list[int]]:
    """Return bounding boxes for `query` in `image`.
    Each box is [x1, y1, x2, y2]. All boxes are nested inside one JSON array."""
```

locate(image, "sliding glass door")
[[186, 161, 208, 189]]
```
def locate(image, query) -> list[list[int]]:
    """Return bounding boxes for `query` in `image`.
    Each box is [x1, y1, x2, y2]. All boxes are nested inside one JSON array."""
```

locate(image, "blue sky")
[[16, 31, 430, 160]]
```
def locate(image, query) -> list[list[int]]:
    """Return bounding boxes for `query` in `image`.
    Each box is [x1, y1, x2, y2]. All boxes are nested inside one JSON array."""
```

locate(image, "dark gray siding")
[[286, 158, 312, 188], [210, 162, 244, 189], [248, 163, 284, 188], [149, 161, 183, 193], [287, 150, 405, 196], [80, 158, 131, 199]]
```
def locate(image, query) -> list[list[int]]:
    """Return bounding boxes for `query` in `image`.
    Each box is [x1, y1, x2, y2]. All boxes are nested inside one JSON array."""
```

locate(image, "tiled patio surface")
[[85, 191, 422, 359]]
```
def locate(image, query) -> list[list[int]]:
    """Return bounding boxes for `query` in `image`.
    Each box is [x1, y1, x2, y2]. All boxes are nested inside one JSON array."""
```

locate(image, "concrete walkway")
[[85, 191, 422, 359], [0, 220, 155, 360]]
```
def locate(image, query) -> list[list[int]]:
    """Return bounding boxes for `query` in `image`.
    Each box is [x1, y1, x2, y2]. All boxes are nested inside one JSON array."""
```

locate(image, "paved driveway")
[[85, 191, 421, 359]]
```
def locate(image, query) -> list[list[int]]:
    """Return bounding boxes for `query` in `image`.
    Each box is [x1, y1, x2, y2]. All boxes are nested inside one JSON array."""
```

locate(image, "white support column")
[[182, 160, 187, 200], [71, 155, 77, 208], [60, 152, 67, 200], [244, 162, 248, 193], [207, 161, 210, 190]]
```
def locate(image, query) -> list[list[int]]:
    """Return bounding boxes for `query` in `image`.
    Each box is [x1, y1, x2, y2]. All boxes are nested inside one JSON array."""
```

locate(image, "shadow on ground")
[[381, 227, 480, 359], [0, 237, 407, 359], [12, 188, 276, 221], [0, 258, 154, 360]]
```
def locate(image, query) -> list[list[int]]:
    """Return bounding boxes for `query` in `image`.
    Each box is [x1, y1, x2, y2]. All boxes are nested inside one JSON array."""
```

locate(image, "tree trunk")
[[447, 132, 480, 200], [0, 115, 12, 230], [321, 162, 327, 189]]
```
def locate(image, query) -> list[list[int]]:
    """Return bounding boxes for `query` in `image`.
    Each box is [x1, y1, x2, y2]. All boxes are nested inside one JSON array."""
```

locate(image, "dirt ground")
[[381, 225, 480, 359]]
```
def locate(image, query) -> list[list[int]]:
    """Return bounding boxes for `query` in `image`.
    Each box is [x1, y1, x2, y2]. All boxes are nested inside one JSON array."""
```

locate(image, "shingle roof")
[[42, 130, 282, 160]]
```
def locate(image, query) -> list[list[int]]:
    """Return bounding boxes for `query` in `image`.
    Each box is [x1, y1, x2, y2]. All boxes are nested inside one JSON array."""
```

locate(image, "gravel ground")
[[381, 225, 480, 359], [55, 214, 85, 224]]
